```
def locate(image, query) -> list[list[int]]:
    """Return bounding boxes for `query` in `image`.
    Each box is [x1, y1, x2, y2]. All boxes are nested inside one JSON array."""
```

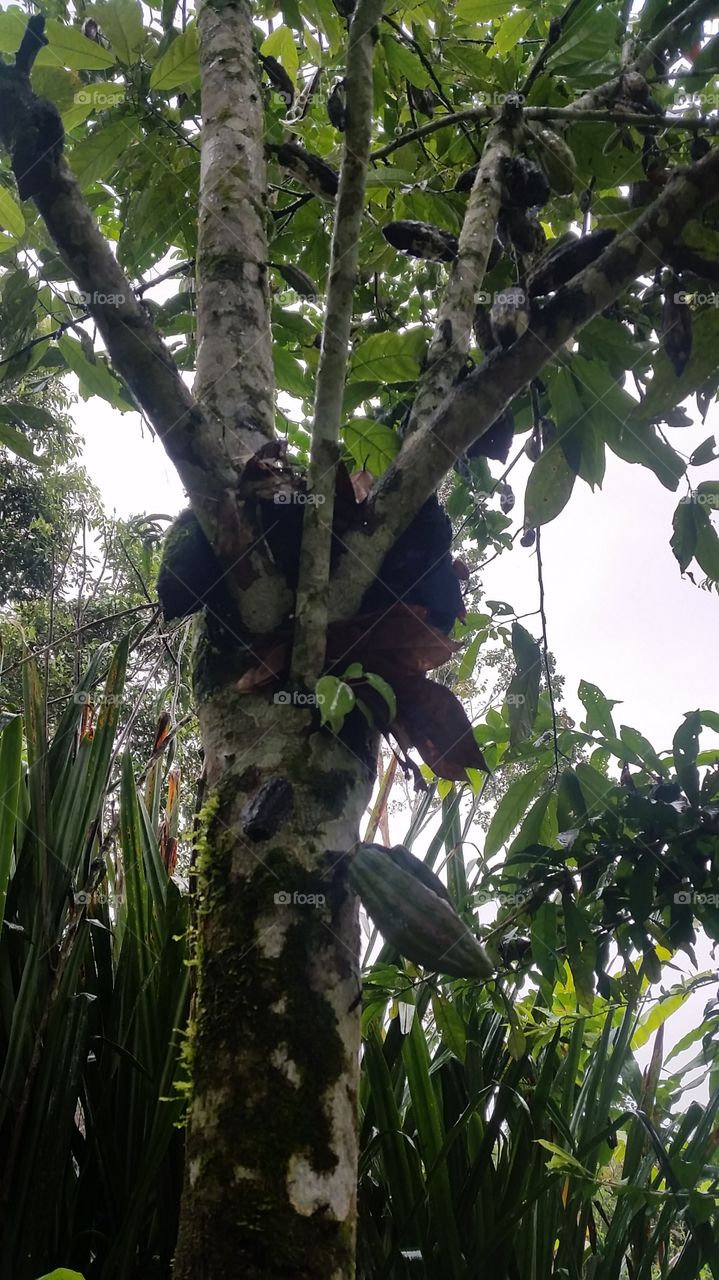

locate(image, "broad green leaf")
[[531, 902, 558, 983], [35, 1271, 86, 1280], [274, 346, 310, 398], [524, 441, 576, 527], [673, 711, 701, 805], [92, 0, 145, 65], [343, 417, 399, 475], [37, 19, 116, 69], [0, 716, 22, 935], [484, 767, 549, 858], [456, 0, 514, 17], [671, 499, 700, 573], [261, 25, 298, 85], [0, 419, 45, 464], [352, 330, 425, 384], [69, 117, 137, 186], [315, 676, 355, 732], [632, 308, 719, 424], [381, 33, 431, 88], [619, 725, 665, 776], [494, 9, 532, 55], [505, 622, 541, 746], [58, 335, 126, 408], [0, 187, 24, 239], [578, 679, 619, 737], [365, 168, 417, 189], [693, 507, 719, 581], [150, 23, 198, 90]]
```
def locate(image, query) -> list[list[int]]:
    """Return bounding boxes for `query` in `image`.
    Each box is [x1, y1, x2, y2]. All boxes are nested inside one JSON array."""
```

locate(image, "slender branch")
[[290, 0, 386, 685], [329, 144, 719, 620], [195, 0, 275, 437], [382, 14, 481, 157], [405, 102, 522, 437], [535, 528, 560, 782], [371, 103, 715, 163]]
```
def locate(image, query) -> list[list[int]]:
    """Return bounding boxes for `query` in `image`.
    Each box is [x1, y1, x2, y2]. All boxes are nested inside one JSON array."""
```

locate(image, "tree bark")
[[173, 635, 377, 1279]]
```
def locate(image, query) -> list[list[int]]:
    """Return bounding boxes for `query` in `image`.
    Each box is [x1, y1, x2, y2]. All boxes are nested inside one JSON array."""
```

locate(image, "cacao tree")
[[1, 0, 719, 1276]]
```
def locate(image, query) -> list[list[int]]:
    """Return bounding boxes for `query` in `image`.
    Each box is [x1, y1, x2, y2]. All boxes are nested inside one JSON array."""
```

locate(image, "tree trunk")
[[173, 633, 376, 1279]]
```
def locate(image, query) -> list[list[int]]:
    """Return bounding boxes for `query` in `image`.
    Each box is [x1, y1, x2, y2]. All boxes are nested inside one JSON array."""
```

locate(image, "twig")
[[291, 0, 387, 685], [371, 103, 714, 162], [535, 528, 560, 782]]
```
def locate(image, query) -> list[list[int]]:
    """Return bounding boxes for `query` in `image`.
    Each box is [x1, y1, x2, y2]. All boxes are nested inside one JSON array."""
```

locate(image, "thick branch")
[[405, 106, 521, 437], [330, 145, 719, 619], [195, 0, 274, 441], [290, 0, 386, 685]]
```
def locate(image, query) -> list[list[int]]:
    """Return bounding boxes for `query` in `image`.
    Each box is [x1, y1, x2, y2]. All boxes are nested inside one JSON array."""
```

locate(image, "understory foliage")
[[1, 0, 719, 1275]]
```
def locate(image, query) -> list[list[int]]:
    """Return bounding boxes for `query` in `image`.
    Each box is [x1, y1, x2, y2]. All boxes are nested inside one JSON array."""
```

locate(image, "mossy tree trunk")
[[172, 648, 377, 1278]]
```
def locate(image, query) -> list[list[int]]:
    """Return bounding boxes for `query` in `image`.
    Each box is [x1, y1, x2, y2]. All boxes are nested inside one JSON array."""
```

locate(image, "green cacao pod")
[[349, 843, 494, 980]]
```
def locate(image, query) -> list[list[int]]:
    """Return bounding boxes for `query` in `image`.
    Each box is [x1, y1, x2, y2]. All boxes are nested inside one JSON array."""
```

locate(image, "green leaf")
[[351, 330, 425, 384], [58, 335, 126, 408], [484, 767, 549, 858], [274, 347, 310, 399], [690, 435, 719, 466], [381, 33, 431, 88], [69, 118, 137, 187], [261, 25, 298, 84], [456, 0, 514, 17], [92, 0, 145, 65], [524, 441, 576, 527], [495, 10, 532, 56], [365, 168, 417, 189], [694, 508, 719, 581], [0, 186, 25, 239], [506, 622, 541, 746], [632, 308, 719, 424], [363, 671, 397, 722], [673, 711, 701, 804], [531, 902, 558, 983], [343, 417, 399, 475], [35, 1270, 86, 1280], [150, 23, 198, 90], [37, 19, 116, 69], [0, 419, 45, 464], [618, 725, 665, 776], [671, 499, 700, 573], [315, 676, 355, 732], [578, 680, 619, 737]]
